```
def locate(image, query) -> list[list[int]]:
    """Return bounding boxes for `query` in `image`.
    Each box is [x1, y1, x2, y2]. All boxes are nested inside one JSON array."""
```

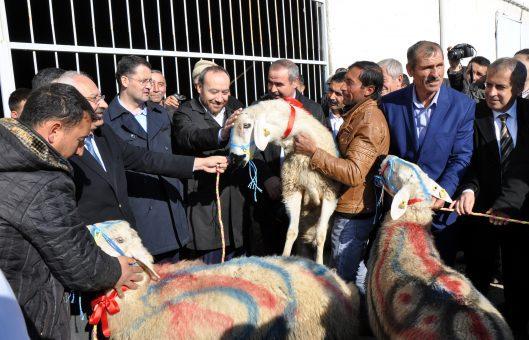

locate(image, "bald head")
[[54, 71, 108, 130]]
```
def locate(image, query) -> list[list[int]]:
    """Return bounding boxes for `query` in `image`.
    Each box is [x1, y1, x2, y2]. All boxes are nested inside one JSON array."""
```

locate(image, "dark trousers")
[[183, 247, 245, 264]]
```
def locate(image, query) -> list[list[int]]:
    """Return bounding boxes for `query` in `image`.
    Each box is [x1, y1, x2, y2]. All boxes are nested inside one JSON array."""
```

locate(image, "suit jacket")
[[69, 124, 195, 240], [460, 99, 529, 213], [103, 98, 191, 255], [491, 98, 529, 217], [172, 98, 248, 250], [381, 85, 475, 227]]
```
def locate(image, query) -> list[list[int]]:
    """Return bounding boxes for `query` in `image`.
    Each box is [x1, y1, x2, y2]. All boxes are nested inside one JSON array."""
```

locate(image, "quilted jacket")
[[0, 118, 121, 339]]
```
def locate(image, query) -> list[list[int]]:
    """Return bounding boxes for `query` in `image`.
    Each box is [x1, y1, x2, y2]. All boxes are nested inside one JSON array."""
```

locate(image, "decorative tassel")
[[247, 160, 263, 202]]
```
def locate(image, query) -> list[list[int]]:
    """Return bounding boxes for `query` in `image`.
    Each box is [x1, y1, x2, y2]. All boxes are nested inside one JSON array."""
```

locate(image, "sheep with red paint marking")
[[366, 155, 513, 339], [88, 220, 359, 339]]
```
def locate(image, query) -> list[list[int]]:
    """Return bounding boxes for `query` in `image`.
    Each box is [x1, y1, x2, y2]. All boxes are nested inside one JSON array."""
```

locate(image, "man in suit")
[[380, 40, 475, 265], [461, 58, 529, 339], [55, 70, 228, 254], [172, 65, 247, 264], [104, 56, 190, 262]]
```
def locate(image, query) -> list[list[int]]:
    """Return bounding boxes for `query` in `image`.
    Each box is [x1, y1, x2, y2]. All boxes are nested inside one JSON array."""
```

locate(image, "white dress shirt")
[[328, 110, 344, 139], [118, 96, 148, 132]]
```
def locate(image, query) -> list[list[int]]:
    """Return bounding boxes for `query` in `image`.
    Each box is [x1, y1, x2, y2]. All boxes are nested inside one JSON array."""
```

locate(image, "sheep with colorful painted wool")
[[229, 98, 340, 264], [366, 155, 513, 339], [88, 220, 359, 339]]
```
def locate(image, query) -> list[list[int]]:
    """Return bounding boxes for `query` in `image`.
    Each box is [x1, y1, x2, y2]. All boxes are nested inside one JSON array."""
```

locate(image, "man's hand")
[[449, 190, 475, 215], [115, 256, 143, 298], [193, 156, 229, 173], [220, 109, 243, 141], [431, 197, 446, 210], [485, 208, 510, 226], [263, 176, 282, 201], [447, 46, 462, 71], [294, 132, 317, 156], [164, 95, 181, 112]]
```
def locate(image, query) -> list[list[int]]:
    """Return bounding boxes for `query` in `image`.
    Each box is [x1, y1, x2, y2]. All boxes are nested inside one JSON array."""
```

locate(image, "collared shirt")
[[412, 85, 441, 145], [199, 99, 227, 143], [328, 110, 344, 139], [118, 96, 148, 132], [84, 133, 107, 171], [492, 100, 518, 149]]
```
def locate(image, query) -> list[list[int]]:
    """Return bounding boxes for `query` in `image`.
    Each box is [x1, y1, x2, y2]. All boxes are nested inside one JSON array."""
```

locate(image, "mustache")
[[426, 76, 441, 84]]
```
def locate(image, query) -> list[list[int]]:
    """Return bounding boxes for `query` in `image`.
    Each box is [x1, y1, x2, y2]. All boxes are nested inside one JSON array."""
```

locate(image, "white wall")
[[326, 0, 529, 74]]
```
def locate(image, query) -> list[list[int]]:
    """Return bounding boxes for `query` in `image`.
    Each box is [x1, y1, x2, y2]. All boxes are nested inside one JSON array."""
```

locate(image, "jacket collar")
[[0, 118, 72, 173]]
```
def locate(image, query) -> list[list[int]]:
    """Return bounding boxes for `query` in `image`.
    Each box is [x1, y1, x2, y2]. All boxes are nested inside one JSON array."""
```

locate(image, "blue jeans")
[[331, 216, 374, 287]]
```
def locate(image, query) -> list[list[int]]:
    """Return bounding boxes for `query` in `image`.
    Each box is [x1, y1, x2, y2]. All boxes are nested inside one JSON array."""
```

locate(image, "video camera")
[[448, 43, 476, 61]]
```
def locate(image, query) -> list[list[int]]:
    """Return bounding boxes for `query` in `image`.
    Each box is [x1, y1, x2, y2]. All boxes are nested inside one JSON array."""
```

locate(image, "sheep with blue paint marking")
[[88, 220, 359, 339], [367, 155, 512, 339]]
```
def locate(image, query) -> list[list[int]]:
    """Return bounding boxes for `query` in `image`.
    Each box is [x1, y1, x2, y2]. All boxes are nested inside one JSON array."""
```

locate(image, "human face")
[[514, 54, 529, 91], [485, 67, 517, 112], [149, 72, 167, 104], [197, 71, 230, 115], [341, 67, 373, 106], [51, 112, 92, 158], [407, 48, 444, 97], [381, 66, 403, 96], [467, 62, 488, 84], [70, 74, 108, 130], [326, 81, 345, 113], [267, 67, 297, 99], [121, 65, 152, 104]]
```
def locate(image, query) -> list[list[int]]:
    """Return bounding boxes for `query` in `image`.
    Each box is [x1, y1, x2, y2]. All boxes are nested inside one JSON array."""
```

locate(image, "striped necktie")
[[499, 113, 513, 168]]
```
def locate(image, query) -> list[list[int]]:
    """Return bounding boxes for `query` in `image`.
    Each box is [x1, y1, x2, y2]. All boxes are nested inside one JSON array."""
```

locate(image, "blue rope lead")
[[247, 160, 262, 202]]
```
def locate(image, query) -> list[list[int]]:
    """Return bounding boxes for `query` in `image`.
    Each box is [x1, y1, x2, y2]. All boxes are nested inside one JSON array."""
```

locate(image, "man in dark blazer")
[[463, 59, 529, 339], [104, 56, 191, 262], [172, 65, 247, 264], [380, 41, 475, 265], [55, 71, 228, 254]]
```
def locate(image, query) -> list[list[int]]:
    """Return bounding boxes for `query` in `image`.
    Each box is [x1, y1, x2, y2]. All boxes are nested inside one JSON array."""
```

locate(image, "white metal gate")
[[0, 0, 327, 116]]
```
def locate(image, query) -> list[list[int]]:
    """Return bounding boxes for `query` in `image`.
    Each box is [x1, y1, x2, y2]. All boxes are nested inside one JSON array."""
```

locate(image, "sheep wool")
[[366, 156, 513, 340], [88, 220, 360, 339]]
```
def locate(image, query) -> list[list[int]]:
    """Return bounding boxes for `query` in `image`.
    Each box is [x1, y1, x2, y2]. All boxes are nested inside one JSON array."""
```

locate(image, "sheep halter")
[[281, 97, 304, 139]]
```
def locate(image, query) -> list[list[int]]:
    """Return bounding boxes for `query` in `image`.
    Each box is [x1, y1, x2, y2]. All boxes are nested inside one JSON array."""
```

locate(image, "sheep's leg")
[[314, 198, 338, 264], [283, 191, 303, 257]]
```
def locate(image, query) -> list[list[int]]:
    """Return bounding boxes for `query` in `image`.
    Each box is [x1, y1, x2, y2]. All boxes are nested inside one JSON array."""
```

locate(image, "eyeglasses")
[[127, 77, 153, 87], [85, 94, 105, 104]]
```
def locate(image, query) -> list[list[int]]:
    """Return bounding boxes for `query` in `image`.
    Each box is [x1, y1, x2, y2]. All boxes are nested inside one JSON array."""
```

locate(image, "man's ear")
[[363, 85, 375, 97], [253, 114, 271, 151], [47, 121, 62, 144], [391, 186, 410, 220], [406, 63, 414, 78], [121, 75, 129, 89]]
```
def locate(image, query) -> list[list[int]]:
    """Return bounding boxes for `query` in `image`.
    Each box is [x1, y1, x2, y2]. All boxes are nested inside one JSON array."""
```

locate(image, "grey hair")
[[378, 58, 403, 79], [270, 59, 300, 83], [151, 69, 163, 75], [407, 41, 443, 69], [53, 70, 94, 86], [488, 57, 527, 94]]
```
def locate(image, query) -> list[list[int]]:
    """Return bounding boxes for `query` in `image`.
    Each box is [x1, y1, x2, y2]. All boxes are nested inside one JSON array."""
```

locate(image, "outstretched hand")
[[194, 156, 229, 173]]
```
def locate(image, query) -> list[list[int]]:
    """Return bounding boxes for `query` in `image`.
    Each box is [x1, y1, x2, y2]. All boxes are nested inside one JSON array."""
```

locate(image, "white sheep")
[[366, 155, 513, 339], [229, 98, 340, 264], [87, 220, 359, 339]]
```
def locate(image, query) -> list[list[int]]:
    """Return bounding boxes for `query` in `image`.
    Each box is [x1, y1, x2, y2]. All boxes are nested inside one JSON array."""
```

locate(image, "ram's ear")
[[253, 114, 271, 151], [391, 186, 410, 220]]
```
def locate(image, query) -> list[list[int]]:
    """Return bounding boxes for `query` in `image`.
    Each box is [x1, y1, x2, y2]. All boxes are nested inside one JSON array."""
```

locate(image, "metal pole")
[[0, 0, 15, 116]]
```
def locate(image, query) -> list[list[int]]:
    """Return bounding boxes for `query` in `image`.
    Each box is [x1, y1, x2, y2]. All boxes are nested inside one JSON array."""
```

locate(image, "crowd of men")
[[1, 41, 529, 339]]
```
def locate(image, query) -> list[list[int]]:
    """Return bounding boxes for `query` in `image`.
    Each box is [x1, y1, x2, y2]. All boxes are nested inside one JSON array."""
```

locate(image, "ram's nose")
[[228, 153, 247, 168]]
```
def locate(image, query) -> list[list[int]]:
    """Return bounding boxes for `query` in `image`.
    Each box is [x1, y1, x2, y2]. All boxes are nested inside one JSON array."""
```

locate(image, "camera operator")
[[447, 44, 490, 102]]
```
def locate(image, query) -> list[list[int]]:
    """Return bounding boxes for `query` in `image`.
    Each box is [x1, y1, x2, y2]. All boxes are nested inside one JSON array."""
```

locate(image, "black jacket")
[[103, 99, 191, 255], [0, 119, 121, 339], [70, 124, 195, 228], [172, 98, 249, 250], [489, 98, 529, 216]]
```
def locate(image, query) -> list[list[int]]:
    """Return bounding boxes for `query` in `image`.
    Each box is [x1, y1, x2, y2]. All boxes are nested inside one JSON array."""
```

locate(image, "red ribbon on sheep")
[[89, 287, 127, 337], [281, 97, 306, 139]]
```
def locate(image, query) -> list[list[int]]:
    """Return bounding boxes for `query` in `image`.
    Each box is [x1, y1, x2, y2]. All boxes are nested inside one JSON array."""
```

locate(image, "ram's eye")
[[243, 123, 251, 129], [116, 237, 125, 244]]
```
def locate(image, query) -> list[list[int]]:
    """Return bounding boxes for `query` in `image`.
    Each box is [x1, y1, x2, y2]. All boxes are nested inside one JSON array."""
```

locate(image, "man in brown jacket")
[[294, 61, 390, 288]]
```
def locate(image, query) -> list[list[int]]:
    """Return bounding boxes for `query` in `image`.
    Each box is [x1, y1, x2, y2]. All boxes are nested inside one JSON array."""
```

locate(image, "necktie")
[[499, 113, 513, 168], [85, 135, 106, 171]]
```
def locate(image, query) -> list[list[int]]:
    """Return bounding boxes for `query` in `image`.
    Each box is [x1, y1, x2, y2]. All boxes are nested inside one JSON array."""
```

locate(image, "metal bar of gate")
[[26, 0, 37, 73], [69, 0, 79, 71], [89, 0, 101, 89], [47, 0, 59, 66], [108, 0, 118, 93], [0, 0, 16, 115], [169, 0, 180, 93]]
